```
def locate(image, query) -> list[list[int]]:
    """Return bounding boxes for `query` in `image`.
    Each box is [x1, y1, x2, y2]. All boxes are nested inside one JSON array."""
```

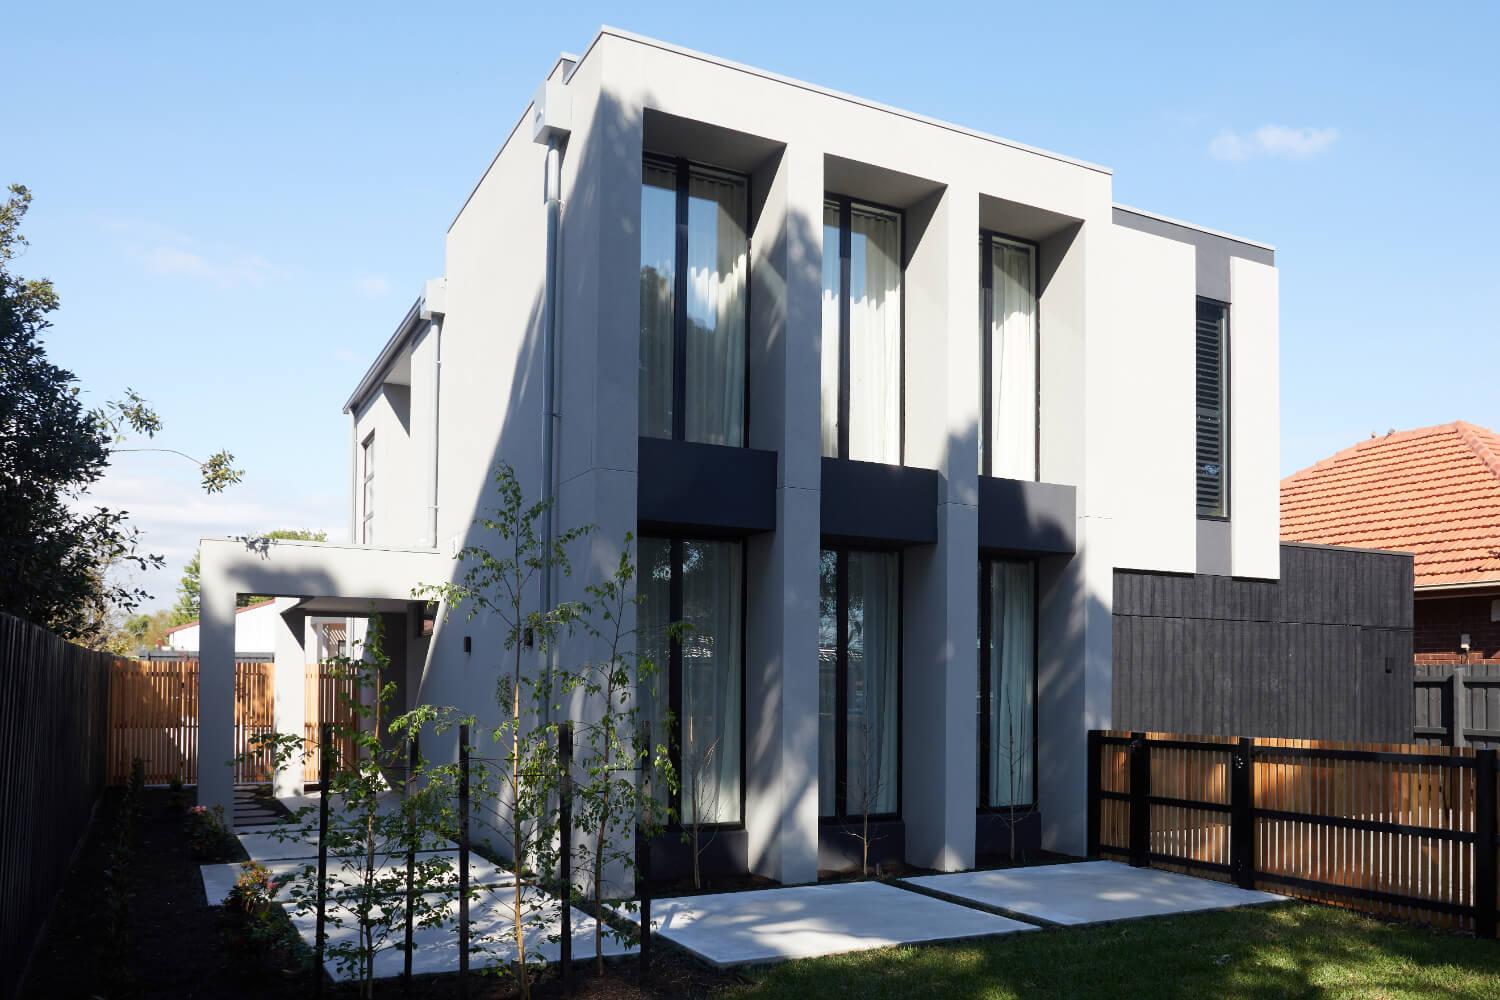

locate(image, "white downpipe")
[[427, 318, 442, 549], [541, 139, 563, 716]]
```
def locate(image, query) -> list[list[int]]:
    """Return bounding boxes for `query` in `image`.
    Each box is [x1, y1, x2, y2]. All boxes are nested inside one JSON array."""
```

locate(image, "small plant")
[[168, 773, 186, 810], [186, 803, 235, 861], [223, 861, 288, 968]]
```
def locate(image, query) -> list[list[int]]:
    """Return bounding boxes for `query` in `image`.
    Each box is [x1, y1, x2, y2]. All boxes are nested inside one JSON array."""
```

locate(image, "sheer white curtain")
[[680, 540, 743, 825], [817, 550, 838, 816], [685, 171, 747, 446], [638, 164, 677, 439], [988, 560, 1035, 807], [820, 202, 842, 457], [636, 537, 673, 812], [847, 551, 899, 815], [989, 239, 1037, 480], [848, 207, 902, 463]]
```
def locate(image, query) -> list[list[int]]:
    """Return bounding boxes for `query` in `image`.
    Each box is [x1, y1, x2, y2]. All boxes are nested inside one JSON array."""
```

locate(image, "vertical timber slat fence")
[[1088, 729, 1500, 937], [0, 613, 112, 999]]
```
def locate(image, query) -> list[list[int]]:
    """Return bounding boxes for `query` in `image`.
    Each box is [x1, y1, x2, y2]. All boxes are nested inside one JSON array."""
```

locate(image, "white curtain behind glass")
[[989, 240, 1036, 480], [685, 171, 747, 446], [817, 550, 838, 816], [988, 560, 1035, 807], [847, 551, 899, 815], [820, 203, 842, 458], [680, 539, 743, 825], [636, 537, 673, 813], [848, 207, 902, 463], [639, 165, 677, 439]]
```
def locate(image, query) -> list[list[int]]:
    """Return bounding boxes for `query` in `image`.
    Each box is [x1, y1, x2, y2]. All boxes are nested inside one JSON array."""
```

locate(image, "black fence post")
[[1128, 731, 1150, 868], [1086, 730, 1101, 858], [1231, 737, 1255, 890], [559, 722, 574, 998], [458, 724, 471, 996], [314, 723, 332, 998], [1477, 748, 1497, 939], [404, 732, 418, 991], [638, 722, 652, 985]]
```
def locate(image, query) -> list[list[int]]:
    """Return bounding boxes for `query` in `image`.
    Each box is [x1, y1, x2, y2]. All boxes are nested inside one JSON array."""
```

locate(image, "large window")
[[360, 433, 375, 544], [981, 233, 1038, 480], [638, 536, 744, 825], [822, 198, 903, 464], [978, 559, 1036, 809], [639, 158, 749, 447], [1196, 298, 1229, 518], [819, 548, 900, 820]]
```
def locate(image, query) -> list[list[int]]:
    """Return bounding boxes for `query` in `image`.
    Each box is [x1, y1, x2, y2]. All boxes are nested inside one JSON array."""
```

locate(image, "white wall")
[[1230, 256, 1281, 579], [165, 600, 281, 654], [1102, 224, 1197, 574]]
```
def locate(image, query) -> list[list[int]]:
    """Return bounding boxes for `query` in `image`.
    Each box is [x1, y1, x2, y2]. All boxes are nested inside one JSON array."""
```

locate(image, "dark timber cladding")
[[1112, 542, 1414, 742]]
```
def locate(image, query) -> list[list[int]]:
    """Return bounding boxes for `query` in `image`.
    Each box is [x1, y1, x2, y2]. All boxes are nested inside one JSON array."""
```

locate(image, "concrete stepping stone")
[[200, 849, 513, 906]]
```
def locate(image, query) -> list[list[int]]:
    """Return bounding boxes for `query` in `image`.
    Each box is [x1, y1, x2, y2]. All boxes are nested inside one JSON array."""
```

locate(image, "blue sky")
[[8, 2, 1498, 610]]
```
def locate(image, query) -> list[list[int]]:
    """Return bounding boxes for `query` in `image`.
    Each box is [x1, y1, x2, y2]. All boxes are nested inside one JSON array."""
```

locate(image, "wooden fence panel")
[[304, 662, 359, 785], [1416, 662, 1500, 750], [1090, 729, 1499, 937], [0, 613, 112, 999]]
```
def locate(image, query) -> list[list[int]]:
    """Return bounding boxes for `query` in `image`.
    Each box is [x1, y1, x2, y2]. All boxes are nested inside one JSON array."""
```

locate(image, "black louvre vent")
[[1196, 299, 1228, 517]]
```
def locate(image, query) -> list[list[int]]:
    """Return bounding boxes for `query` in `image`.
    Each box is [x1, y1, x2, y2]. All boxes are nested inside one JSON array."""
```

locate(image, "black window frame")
[[823, 194, 906, 465], [819, 545, 904, 823], [642, 532, 748, 832], [640, 153, 752, 448], [1195, 296, 1230, 520], [979, 230, 1041, 482], [977, 556, 1039, 812]]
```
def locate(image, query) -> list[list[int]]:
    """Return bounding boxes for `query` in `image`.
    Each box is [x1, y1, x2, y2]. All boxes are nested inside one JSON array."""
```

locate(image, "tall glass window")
[[981, 234, 1038, 480], [822, 198, 902, 464], [978, 559, 1036, 808], [638, 535, 744, 825], [360, 433, 375, 544], [639, 158, 748, 446], [819, 548, 900, 819]]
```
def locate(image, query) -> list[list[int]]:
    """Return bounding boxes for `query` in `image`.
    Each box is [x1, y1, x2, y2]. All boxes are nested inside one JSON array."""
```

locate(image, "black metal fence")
[[1088, 729, 1500, 937], [0, 613, 113, 999], [1415, 662, 1500, 750]]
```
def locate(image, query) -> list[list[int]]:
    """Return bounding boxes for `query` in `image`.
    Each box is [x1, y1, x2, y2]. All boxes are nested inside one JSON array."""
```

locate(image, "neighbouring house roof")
[[1281, 421, 1500, 590], [160, 597, 279, 637]]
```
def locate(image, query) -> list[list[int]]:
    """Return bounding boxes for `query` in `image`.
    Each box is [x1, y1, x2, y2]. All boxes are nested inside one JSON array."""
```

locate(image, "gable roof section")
[[161, 598, 278, 636], [1281, 421, 1500, 589]]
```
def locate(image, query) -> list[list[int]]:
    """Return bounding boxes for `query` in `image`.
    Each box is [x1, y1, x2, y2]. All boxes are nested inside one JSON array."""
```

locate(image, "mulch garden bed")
[[20, 787, 746, 998]]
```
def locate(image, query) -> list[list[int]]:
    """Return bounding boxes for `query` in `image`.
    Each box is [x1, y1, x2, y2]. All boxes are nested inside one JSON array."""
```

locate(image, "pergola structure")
[[196, 536, 446, 825]]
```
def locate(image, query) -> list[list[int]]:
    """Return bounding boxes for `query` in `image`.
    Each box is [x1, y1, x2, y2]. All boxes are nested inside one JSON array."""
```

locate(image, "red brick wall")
[[1414, 591, 1500, 663]]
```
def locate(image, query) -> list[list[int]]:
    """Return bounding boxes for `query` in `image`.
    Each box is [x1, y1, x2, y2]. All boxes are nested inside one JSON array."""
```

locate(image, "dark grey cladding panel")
[[819, 458, 938, 547], [978, 477, 1077, 554], [637, 437, 777, 536]]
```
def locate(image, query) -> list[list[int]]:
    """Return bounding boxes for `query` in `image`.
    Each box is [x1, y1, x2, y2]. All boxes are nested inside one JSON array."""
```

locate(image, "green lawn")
[[733, 902, 1500, 1000]]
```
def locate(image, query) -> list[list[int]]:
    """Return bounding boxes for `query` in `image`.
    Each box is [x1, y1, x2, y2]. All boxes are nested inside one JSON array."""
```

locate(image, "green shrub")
[[186, 803, 235, 860]]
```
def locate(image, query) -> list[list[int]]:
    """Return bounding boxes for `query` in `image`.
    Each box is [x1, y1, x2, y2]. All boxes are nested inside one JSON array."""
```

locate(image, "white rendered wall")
[[352, 384, 421, 549], [165, 600, 280, 654], [1229, 257, 1280, 580], [1102, 225, 1197, 574]]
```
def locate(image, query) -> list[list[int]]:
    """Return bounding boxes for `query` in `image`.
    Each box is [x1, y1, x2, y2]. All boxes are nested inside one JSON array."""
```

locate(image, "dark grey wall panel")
[[1112, 542, 1414, 742], [637, 437, 777, 536], [978, 476, 1076, 554], [820, 457, 938, 547]]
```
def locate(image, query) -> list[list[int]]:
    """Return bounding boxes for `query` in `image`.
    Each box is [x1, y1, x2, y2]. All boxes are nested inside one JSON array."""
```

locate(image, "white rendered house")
[[195, 28, 1280, 886]]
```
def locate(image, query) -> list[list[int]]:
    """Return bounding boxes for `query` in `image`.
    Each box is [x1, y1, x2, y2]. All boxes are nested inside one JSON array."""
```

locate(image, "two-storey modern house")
[[196, 28, 1295, 887]]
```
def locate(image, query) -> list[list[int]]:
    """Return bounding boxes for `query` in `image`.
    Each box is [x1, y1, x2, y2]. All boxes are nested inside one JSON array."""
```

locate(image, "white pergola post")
[[197, 585, 237, 821], [272, 601, 307, 800]]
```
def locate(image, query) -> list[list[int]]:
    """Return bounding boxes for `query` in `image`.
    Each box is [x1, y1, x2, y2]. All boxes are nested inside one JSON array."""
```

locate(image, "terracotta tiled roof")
[[1281, 421, 1500, 589]]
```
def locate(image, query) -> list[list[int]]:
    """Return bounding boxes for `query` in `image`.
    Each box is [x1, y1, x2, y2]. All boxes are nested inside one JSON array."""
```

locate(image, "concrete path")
[[285, 885, 636, 982], [619, 881, 1037, 968], [903, 860, 1283, 926], [200, 849, 514, 906]]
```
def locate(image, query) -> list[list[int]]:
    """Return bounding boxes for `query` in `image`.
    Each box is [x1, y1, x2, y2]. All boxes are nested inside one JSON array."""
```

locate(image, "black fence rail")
[[0, 613, 113, 998], [1088, 729, 1500, 937]]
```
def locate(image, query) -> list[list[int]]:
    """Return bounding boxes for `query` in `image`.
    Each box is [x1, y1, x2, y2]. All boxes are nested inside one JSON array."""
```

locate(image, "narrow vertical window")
[[360, 433, 375, 544], [639, 158, 748, 446], [638, 535, 744, 826], [1196, 298, 1229, 517], [819, 547, 900, 819], [978, 559, 1035, 809], [822, 198, 902, 464], [980, 234, 1038, 480]]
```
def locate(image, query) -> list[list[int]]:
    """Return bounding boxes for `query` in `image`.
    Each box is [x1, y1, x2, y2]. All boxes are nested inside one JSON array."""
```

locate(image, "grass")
[[732, 902, 1500, 1000]]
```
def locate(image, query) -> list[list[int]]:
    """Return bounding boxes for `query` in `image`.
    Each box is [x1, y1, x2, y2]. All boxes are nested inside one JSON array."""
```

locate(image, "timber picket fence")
[[0, 613, 112, 999], [1415, 661, 1500, 750], [1089, 729, 1500, 937]]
